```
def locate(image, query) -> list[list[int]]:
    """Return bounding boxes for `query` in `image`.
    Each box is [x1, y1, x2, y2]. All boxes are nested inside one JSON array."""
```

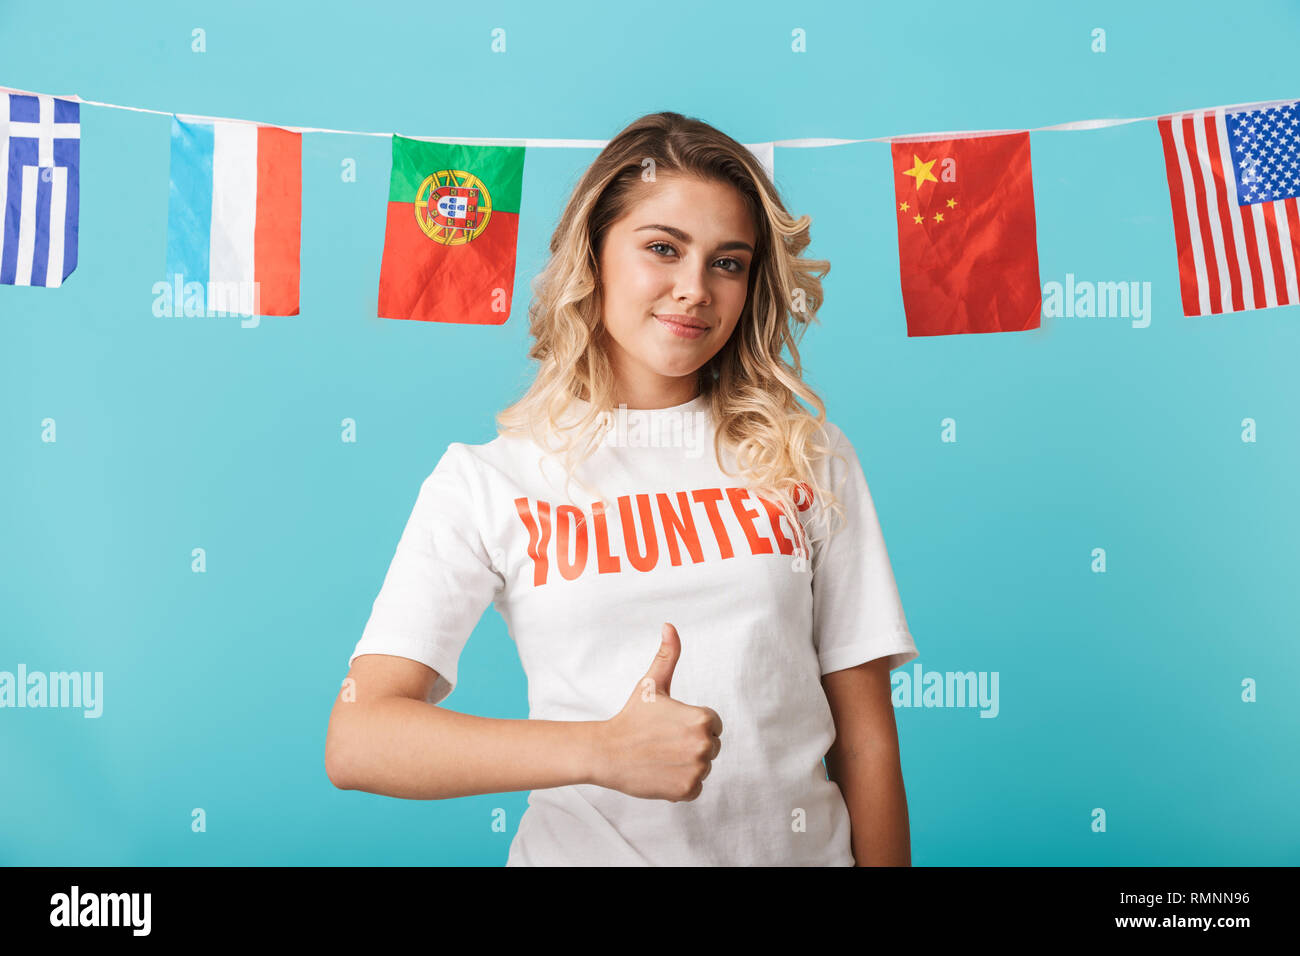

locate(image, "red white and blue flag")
[[0, 92, 80, 287], [1158, 100, 1300, 316], [165, 116, 302, 315]]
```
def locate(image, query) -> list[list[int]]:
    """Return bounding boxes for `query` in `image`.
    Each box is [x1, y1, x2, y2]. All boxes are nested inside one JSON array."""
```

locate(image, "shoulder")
[[808, 417, 852, 470], [805, 418, 872, 499], [816, 417, 847, 449], [411, 438, 510, 523], [428, 433, 528, 487]]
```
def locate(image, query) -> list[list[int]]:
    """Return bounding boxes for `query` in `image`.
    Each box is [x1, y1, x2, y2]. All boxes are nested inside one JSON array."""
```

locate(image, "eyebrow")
[[634, 224, 754, 254]]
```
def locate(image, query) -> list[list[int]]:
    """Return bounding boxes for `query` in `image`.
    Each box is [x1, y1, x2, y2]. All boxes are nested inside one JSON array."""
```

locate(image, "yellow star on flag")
[[899, 201, 910, 212], [902, 154, 939, 191], [912, 214, 924, 224], [933, 212, 944, 223], [946, 198, 957, 208]]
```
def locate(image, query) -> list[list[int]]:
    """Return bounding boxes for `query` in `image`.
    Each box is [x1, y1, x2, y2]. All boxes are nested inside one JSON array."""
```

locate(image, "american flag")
[[1158, 100, 1300, 316], [0, 92, 81, 287]]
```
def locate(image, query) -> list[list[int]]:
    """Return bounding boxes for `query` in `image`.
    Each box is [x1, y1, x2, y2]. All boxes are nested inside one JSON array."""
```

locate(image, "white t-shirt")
[[347, 393, 919, 866]]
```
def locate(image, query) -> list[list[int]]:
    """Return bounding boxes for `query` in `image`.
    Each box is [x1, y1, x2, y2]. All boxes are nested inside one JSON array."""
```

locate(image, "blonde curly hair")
[[496, 110, 849, 560]]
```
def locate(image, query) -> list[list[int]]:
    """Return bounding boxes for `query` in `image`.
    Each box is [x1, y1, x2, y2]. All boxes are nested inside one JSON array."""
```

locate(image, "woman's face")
[[596, 173, 758, 408]]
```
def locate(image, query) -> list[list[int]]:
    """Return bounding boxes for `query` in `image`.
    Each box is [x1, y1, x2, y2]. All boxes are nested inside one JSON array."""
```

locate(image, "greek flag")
[[1, 93, 80, 287]]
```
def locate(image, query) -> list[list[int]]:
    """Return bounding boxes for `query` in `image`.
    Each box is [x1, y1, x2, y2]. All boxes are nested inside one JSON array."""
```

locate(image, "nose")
[[671, 256, 711, 308]]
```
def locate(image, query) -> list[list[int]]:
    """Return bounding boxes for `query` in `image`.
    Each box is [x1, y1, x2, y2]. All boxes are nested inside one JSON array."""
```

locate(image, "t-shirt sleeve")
[[347, 443, 504, 706], [810, 425, 920, 675]]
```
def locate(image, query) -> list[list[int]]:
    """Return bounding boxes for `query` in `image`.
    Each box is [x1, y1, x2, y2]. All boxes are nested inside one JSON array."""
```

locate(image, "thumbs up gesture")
[[593, 623, 724, 802]]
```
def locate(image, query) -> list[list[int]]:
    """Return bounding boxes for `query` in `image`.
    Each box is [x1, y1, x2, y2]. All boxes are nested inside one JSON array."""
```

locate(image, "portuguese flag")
[[377, 135, 525, 324]]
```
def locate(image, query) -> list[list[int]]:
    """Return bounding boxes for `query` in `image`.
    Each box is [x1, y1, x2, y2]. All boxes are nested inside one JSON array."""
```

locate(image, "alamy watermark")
[[599, 405, 710, 459], [49, 886, 150, 935], [151, 273, 266, 328], [0, 664, 103, 717], [1042, 273, 1152, 328], [892, 664, 999, 717]]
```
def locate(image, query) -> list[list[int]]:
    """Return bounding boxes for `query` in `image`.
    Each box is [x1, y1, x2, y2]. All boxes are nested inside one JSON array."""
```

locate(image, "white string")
[[1, 82, 1295, 146]]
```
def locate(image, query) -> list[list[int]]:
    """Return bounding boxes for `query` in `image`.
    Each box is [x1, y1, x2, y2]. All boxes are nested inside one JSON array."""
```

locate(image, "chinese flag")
[[890, 131, 1041, 336]]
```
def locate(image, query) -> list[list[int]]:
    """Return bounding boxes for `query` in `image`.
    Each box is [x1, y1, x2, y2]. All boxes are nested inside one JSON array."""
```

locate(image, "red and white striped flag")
[[1157, 100, 1300, 316]]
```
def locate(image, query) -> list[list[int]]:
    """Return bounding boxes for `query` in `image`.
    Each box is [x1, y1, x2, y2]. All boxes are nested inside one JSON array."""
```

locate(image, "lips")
[[654, 314, 708, 339], [654, 313, 708, 329]]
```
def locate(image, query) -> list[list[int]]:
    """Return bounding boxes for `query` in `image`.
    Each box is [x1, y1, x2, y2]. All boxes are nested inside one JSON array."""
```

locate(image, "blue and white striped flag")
[[1, 93, 80, 287]]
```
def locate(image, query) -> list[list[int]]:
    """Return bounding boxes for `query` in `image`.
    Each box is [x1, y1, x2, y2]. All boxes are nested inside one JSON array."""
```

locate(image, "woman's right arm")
[[324, 653, 605, 800]]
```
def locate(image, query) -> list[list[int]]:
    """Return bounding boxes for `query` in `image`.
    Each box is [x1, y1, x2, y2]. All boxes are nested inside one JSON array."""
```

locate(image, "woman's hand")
[[592, 623, 723, 801]]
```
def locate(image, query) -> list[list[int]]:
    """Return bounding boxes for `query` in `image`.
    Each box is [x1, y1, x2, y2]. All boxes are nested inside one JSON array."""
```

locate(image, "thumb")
[[642, 623, 681, 700]]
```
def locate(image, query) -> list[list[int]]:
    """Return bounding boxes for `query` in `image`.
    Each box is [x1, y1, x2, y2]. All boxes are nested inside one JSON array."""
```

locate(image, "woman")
[[325, 111, 920, 866]]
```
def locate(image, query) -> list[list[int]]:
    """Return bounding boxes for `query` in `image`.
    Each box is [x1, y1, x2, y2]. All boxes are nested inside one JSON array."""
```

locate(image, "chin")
[[656, 363, 707, 380]]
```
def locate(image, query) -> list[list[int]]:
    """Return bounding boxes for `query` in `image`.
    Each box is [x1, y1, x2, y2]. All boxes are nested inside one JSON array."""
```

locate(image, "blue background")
[[2, 0, 1297, 866]]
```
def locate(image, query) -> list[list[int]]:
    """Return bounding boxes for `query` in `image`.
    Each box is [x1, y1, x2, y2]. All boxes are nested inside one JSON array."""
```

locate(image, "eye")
[[647, 242, 747, 274]]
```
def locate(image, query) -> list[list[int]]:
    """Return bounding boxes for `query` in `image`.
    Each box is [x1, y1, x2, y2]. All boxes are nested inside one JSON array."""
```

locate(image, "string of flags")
[[2, 83, 1298, 335]]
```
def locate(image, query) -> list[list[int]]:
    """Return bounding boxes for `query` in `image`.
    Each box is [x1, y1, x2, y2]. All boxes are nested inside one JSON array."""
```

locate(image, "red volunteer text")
[[513, 484, 813, 586]]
